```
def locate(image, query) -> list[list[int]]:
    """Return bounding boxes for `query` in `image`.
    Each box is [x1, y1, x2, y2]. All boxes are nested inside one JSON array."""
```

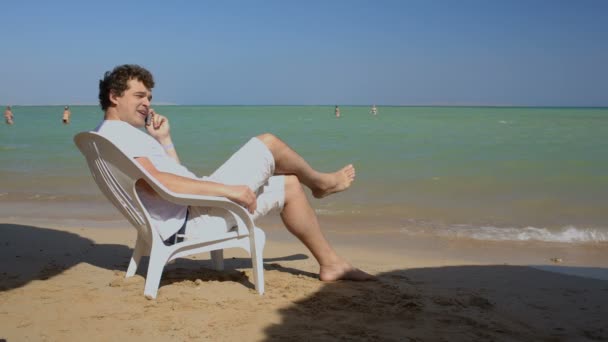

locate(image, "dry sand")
[[1, 219, 607, 341]]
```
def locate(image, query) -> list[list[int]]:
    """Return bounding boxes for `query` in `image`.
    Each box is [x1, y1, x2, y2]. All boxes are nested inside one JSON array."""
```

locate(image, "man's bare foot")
[[312, 164, 356, 199], [319, 262, 376, 281]]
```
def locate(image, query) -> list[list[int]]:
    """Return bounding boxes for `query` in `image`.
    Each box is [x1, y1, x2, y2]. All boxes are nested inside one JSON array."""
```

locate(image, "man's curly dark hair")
[[98, 64, 155, 111]]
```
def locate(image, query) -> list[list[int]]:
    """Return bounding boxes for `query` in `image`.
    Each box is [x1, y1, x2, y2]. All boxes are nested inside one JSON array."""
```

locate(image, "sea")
[[1, 105, 607, 244]]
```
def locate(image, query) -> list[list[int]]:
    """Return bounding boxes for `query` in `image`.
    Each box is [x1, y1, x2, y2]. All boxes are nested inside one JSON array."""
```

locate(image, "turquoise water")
[[1, 105, 607, 242]]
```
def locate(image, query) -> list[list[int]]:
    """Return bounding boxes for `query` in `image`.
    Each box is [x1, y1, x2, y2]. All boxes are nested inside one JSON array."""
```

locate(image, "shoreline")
[[2, 198, 608, 245], [3, 214, 608, 269], [1, 220, 607, 341]]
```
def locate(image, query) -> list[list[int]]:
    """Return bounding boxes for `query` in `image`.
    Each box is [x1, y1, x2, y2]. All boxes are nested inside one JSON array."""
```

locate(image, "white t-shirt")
[[94, 120, 195, 240]]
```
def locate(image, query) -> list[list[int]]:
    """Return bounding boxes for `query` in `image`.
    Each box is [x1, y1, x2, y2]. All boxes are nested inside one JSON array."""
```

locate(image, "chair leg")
[[211, 249, 224, 270], [126, 236, 147, 278], [250, 230, 266, 295], [143, 248, 169, 300]]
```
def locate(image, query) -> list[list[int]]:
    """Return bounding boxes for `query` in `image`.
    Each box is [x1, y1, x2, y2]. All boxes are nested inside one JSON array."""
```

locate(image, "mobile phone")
[[145, 113, 152, 126]]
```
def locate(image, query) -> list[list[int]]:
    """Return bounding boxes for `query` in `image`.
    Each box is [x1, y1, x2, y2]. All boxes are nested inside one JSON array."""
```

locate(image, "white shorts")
[[185, 137, 285, 238]]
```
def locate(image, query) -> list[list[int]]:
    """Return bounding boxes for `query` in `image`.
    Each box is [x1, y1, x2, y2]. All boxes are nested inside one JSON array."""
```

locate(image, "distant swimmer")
[[370, 104, 378, 116], [4, 106, 14, 125], [62, 105, 71, 124], [335, 105, 341, 118]]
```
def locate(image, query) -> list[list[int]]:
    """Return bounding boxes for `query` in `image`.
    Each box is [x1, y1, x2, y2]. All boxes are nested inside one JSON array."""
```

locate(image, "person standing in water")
[[334, 105, 341, 118], [4, 106, 14, 125], [370, 104, 378, 116], [62, 106, 71, 124]]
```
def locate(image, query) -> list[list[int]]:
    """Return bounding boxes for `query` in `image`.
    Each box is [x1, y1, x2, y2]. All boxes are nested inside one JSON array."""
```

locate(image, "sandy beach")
[[1, 217, 607, 342], [2, 0, 607, 339]]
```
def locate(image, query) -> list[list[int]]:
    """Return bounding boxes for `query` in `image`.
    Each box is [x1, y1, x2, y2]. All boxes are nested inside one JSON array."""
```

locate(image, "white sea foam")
[[315, 208, 362, 215], [314, 209, 344, 215], [442, 225, 608, 243]]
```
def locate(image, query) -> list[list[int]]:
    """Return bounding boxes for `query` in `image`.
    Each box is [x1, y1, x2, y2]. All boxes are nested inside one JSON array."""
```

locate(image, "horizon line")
[[3, 103, 607, 109]]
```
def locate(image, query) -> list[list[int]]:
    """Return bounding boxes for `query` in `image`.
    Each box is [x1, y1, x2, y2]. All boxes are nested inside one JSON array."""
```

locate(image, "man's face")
[[110, 79, 152, 127]]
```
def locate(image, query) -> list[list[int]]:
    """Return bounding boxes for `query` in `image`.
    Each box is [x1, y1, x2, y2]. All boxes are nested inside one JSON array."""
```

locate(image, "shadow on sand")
[[262, 265, 608, 341], [0, 223, 308, 292]]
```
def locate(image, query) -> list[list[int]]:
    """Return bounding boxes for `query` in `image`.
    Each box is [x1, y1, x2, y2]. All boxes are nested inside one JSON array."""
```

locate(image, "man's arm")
[[135, 157, 257, 214], [146, 108, 181, 164], [156, 135, 181, 164], [145, 110, 181, 164]]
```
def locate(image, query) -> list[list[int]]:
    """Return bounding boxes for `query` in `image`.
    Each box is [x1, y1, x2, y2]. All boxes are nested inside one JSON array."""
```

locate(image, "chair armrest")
[[136, 167, 255, 231]]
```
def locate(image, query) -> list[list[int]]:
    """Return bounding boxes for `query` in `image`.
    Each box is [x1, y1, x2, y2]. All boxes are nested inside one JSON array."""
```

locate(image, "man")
[[62, 106, 71, 124], [95, 64, 374, 281], [4, 105, 14, 125]]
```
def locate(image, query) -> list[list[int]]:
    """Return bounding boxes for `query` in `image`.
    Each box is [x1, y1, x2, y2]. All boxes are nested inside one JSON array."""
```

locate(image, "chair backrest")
[[74, 132, 154, 243]]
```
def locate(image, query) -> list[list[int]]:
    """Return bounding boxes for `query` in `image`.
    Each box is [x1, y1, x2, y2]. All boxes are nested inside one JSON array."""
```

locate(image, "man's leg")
[[256, 133, 355, 198], [280, 175, 374, 281]]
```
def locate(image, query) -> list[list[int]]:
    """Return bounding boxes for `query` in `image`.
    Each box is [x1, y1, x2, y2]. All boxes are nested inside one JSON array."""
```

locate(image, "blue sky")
[[1, 0, 607, 106]]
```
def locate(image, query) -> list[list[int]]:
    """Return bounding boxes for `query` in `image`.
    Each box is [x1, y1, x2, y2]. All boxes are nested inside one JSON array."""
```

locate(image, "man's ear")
[[109, 91, 120, 106]]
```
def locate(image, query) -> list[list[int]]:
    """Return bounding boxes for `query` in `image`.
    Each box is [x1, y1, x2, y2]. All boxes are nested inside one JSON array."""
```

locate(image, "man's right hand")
[[225, 185, 257, 214], [145, 109, 172, 142]]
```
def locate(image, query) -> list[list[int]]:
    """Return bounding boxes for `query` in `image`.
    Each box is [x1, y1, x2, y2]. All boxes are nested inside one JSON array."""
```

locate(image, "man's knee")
[[256, 133, 280, 149]]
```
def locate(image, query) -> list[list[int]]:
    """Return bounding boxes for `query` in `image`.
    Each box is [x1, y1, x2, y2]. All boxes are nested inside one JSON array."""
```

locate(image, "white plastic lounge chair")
[[74, 132, 265, 299]]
